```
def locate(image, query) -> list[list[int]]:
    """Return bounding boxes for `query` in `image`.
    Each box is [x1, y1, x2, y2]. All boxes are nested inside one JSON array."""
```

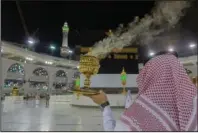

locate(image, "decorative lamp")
[[75, 77, 80, 99], [69, 49, 100, 95], [121, 67, 127, 95]]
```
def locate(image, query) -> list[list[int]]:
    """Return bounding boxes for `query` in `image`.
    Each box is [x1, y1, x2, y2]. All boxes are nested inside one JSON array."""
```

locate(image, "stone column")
[[23, 64, 32, 95], [47, 67, 54, 95], [48, 74, 53, 95]]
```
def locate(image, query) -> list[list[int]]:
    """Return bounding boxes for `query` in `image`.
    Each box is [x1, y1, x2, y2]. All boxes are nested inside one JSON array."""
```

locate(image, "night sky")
[[2, 1, 198, 59], [2, 1, 154, 56]]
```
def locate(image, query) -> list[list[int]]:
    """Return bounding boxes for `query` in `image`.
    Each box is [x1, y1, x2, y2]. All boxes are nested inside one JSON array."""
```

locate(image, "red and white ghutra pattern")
[[120, 54, 197, 131]]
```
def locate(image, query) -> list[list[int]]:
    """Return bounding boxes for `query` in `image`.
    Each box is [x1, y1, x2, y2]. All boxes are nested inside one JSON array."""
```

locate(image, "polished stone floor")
[[1, 96, 123, 131]]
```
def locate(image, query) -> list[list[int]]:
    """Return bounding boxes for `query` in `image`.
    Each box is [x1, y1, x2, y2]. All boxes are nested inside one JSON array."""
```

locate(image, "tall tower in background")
[[60, 22, 71, 57]]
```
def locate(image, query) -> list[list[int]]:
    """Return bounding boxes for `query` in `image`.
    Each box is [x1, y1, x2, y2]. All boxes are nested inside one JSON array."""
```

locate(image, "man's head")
[[143, 51, 178, 65]]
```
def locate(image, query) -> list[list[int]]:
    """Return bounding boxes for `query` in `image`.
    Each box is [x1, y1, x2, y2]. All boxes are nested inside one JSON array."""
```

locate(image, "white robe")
[[125, 90, 133, 109], [103, 90, 133, 131], [103, 106, 130, 131]]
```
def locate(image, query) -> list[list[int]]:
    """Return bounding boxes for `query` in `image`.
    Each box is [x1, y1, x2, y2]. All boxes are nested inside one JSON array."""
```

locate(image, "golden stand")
[[76, 92, 80, 100], [75, 86, 80, 100], [122, 86, 127, 95]]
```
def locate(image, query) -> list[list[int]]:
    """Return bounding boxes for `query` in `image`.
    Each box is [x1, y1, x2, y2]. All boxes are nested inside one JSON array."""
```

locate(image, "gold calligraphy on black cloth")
[[99, 54, 138, 60], [80, 47, 139, 60], [79, 46, 139, 74]]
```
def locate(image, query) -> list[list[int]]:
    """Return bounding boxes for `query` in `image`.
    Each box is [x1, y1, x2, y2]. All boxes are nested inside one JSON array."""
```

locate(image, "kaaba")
[[78, 46, 139, 74]]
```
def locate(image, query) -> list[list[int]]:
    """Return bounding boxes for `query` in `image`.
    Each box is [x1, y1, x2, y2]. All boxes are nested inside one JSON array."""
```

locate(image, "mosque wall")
[[2, 55, 196, 95], [80, 74, 138, 88], [1, 58, 77, 94]]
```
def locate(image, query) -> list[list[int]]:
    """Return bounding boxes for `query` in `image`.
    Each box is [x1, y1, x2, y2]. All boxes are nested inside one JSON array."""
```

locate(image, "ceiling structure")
[[1, 41, 79, 69]]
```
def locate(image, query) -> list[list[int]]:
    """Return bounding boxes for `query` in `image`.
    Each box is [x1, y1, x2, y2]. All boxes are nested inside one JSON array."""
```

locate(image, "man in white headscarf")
[[85, 52, 197, 131]]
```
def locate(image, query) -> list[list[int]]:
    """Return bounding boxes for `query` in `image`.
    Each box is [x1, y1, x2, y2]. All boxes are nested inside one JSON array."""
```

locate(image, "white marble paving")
[[1, 96, 124, 131]]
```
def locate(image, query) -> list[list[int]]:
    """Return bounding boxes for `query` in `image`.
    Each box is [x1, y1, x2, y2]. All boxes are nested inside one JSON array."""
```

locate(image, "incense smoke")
[[88, 1, 191, 58]]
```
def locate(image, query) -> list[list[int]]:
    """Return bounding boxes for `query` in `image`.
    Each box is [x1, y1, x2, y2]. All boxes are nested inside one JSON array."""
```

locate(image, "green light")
[[75, 78, 80, 86], [121, 75, 127, 81]]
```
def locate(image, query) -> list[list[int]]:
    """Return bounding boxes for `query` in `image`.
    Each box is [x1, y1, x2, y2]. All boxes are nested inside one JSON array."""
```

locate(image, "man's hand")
[[85, 90, 108, 105]]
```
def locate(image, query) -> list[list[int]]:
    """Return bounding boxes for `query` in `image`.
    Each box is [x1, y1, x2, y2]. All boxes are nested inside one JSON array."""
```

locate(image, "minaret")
[[61, 22, 71, 57]]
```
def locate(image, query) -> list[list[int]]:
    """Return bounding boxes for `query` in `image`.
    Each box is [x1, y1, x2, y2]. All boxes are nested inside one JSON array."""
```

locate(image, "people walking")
[[45, 93, 50, 107], [25, 93, 29, 104], [35, 94, 40, 107]]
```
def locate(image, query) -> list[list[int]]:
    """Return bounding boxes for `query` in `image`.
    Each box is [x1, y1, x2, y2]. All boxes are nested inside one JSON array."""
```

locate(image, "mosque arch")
[[5, 63, 25, 91], [53, 70, 68, 90], [7, 63, 25, 75], [55, 70, 67, 77], [33, 67, 48, 76], [30, 67, 49, 94]]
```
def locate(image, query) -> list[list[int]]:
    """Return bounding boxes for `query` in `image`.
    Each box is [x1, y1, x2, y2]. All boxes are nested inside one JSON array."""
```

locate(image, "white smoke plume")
[[88, 1, 191, 58]]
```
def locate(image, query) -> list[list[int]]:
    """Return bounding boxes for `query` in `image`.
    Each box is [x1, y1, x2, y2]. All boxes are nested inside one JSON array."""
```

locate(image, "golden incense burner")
[[71, 54, 100, 95]]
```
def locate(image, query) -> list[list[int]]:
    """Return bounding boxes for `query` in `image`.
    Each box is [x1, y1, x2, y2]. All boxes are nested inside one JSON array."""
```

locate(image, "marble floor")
[[1, 96, 123, 131]]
